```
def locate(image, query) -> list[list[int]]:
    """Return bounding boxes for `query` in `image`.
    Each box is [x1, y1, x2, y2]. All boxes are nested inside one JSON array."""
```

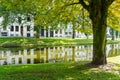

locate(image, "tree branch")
[[60, 1, 80, 11], [79, 0, 89, 11], [62, 1, 90, 12], [63, 2, 80, 7]]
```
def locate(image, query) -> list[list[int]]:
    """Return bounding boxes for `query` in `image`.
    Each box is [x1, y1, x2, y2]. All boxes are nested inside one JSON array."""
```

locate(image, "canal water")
[[0, 44, 120, 65]]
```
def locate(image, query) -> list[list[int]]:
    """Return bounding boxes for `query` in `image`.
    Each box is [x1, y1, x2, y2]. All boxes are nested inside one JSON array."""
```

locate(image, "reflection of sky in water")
[[0, 44, 119, 65]]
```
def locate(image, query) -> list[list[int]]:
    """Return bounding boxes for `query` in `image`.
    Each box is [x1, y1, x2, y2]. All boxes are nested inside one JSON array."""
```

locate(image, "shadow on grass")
[[0, 62, 120, 80]]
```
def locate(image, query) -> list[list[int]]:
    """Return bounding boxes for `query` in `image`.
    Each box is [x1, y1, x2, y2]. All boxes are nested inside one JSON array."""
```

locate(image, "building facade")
[[40, 23, 91, 38], [0, 14, 34, 37], [0, 16, 114, 38]]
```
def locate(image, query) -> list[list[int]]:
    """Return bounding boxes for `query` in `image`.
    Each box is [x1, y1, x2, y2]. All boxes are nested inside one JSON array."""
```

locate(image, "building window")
[[27, 33, 30, 37], [41, 28, 44, 37], [27, 26, 30, 31], [12, 58, 15, 64], [60, 29, 62, 34], [27, 16, 31, 21], [65, 32, 67, 35], [19, 58, 22, 64], [27, 59, 30, 63], [69, 32, 71, 34], [11, 26, 14, 31], [1, 32, 7, 36], [55, 31, 57, 34], [10, 34, 14, 36], [55, 35, 58, 37], [15, 26, 19, 31], [16, 34, 19, 36], [21, 26, 23, 36]]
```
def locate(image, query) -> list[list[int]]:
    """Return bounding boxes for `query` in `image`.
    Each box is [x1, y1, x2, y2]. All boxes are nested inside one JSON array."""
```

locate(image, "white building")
[[0, 15, 112, 38], [40, 23, 92, 38], [40, 25, 114, 38], [0, 14, 34, 37]]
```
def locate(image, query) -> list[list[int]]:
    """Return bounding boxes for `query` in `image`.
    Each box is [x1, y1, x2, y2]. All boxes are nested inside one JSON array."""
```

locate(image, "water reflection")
[[0, 44, 120, 65]]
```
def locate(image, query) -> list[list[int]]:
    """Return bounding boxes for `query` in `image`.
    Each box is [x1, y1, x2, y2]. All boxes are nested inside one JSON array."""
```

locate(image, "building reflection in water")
[[0, 44, 120, 65]]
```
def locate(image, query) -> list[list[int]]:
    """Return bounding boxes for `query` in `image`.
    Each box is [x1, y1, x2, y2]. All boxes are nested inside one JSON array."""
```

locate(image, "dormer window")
[[18, 16, 22, 24], [27, 16, 31, 21], [27, 25, 30, 31]]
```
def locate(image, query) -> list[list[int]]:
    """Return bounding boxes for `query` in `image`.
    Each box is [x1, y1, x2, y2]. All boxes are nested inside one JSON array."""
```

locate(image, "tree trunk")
[[72, 22, 76, 39], [92, 21, 107, 65], [90, 1, 109, 65], [111, 28, 115, 40], [72, 46, 75, 61], [79, 0, 114, 65], [72, 29, 75, 39]]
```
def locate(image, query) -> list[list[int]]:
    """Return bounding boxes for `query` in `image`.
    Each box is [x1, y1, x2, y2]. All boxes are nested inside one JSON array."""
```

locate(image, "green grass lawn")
[[0, 59, 120, 80], [0, 37, 119, 47]]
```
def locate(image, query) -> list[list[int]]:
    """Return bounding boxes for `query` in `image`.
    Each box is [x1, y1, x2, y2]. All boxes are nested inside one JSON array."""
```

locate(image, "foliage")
[[0, 0, 120, 32], [0, 0, 93, 34], [108, 0, 120, 31], [1, 0, 119, 33]]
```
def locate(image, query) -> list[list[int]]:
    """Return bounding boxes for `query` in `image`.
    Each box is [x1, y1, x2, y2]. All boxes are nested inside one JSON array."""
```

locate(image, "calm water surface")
[[0, 44, 120, 65]]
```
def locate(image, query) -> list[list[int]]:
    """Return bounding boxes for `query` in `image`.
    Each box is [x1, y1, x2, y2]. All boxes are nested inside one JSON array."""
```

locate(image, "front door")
[[21, 26, 23, 36]]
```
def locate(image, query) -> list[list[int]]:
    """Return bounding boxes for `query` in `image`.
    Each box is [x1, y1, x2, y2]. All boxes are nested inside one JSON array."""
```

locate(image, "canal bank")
[[0, 38, 119, 47]]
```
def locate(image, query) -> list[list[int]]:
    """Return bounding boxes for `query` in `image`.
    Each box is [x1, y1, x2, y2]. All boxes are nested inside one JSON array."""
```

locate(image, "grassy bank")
[[0, 38, 119, 47], [0, 57, 120, 80]]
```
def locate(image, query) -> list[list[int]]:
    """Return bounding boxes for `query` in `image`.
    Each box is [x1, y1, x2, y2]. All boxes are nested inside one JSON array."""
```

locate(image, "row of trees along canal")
[[0, 0, 120, 65]]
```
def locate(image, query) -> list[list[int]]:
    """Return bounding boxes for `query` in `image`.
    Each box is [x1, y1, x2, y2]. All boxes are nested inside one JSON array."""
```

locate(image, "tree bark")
[[89, 0, 109, 65], [91, 20, 107, 65], [111, 28, 115, 40], [72, 46, 75, 61], [72, 22, 76, 39], [72, 29, 75, 39]]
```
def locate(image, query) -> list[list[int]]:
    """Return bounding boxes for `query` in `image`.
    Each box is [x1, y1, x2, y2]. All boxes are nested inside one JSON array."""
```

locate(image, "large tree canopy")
[[0, 0, 120, 65], [0, 0, 119, 30]]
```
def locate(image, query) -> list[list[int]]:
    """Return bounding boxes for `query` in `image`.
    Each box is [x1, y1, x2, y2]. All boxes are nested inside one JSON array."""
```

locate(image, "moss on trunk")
[[89, 0, 110, 65]]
